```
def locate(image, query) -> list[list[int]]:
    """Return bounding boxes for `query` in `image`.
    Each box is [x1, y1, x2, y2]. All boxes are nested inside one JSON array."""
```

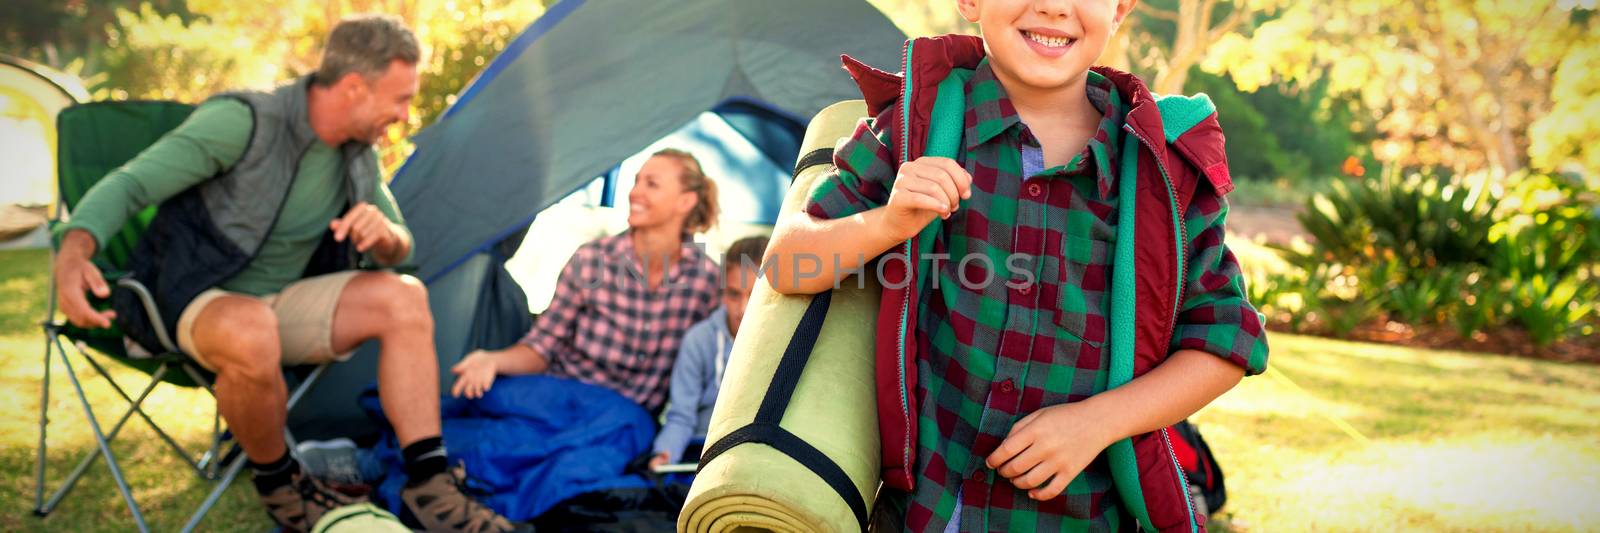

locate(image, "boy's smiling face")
[[956, 0, 1137, 96]]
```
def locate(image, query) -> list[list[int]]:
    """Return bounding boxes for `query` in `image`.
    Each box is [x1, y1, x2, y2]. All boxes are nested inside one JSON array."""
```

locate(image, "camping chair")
[[33, 101, 329, 533]]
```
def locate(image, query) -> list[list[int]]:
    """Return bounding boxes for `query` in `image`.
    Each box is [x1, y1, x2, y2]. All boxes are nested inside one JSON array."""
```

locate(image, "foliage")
[[866, 0, 975, 37], [1187, 69, 1368, 182], [94, 4, 270, 101], [1295, 169, 1499, 271], [1299, 264, 1383, 336], [1119, 0, 1294, 94], [6, 0, 546, 175], [1367, 262, 1469, 325], [1528, 36, 1600, 176], [1276, 167, 1599, 344], [1486, 172, 1600, 344], [1506, 272, 1598, 346], [1204, 0, 1599, 176], [1449, 270, 1508, 340], [1488, 172, 1600, 282]]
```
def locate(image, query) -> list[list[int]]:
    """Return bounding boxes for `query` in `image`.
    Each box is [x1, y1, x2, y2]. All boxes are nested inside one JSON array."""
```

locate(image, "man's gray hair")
[[313, 14, 420, 87]]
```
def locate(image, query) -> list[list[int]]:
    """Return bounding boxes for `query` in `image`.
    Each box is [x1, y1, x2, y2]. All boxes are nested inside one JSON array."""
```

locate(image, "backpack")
[[1170, 419, 1227, 515]]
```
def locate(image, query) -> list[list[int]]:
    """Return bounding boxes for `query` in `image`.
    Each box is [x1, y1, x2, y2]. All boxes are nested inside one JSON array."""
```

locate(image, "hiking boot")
[[259, 481, 309, 532], [399, 464, 524, 533], [257, 471, 367, 532], [297, 470, 368, 527]]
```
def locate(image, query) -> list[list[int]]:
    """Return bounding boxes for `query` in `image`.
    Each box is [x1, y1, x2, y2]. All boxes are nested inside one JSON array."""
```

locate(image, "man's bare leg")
[[190, 292, 364, 529], [189, 296, 288, 463], [327, 272, 517, 531], [328, 272, 440, 445]]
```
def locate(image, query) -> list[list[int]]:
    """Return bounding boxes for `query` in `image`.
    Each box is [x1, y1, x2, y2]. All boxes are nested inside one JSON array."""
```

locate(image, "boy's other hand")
[[450, 349, 499, 399], [648, 452, 671, 470], [985, 402, 1116, 501], [882, 156, 972, 242]]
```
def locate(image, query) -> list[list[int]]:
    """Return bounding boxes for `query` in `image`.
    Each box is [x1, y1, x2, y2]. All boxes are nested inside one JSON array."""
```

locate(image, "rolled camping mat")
[[680, 101, 882, 533]]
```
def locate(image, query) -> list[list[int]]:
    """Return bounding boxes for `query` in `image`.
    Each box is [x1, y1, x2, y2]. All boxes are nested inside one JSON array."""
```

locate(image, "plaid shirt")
[[806, 61, 1267, 531], [520, 231, 720, 411]]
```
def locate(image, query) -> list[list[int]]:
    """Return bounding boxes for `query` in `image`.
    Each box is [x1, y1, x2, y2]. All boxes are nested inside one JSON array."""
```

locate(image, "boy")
[[763, 0, 1268, 530], [649, 236, 770, 468]]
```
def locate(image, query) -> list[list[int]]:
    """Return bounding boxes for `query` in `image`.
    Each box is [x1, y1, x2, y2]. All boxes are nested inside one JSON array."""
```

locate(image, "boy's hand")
[[985, 402, 1117, 501], [450, 349, 499, 399], [881, 156, 972, 242], [648, 452, 671, 470]]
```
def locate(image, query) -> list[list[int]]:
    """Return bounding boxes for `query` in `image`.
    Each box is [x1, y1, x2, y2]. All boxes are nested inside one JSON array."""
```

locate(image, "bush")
[[1187, 69, 1367, 183], [1508, 273, 1596, 346], [1371, 262, 1468, 325], [1488, 172, 1600, 283], [1448, 269, 1507, 340], [1296, 169, 1499, 271], [1280, 169, 1599, 345]]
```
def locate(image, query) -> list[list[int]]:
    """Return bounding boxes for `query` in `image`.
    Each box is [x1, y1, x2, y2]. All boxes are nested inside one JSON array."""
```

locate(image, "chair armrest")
[[114, 277, 180, 354]]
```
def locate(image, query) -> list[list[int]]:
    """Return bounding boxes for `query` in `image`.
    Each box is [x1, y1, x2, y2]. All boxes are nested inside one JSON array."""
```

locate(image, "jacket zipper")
[[895, 38, 915, 484], [1160, 426, 1199, 531], [1122, 125, 1188, 332], [1125, 123, 1197, 533]]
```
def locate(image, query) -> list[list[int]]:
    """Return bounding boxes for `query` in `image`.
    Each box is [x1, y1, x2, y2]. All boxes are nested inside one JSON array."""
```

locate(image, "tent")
[[291, 0, 907, 438], [1, 55, 88, 249]]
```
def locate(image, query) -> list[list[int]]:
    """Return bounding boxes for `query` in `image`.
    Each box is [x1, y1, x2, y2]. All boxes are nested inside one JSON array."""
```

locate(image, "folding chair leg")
[[51, 336, 150, 533], [199, 400, 223, 479], [37, 363, 168, 514], [180, 444, 247, 533], [78, 352, 205, 475], [180, 363, 227, 480], [33, 326, 54, 515], [180, 364, 326, 533]]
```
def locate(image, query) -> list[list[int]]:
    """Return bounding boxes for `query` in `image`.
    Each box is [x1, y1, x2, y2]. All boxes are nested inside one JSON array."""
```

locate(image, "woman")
[[449, 148, 721, 413]]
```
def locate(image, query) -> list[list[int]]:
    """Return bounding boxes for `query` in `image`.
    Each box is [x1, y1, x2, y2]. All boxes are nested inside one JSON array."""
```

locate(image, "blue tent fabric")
[[390, 0, 906, 282], [288, 0, 906, 441], [360, 375, 656, 521]]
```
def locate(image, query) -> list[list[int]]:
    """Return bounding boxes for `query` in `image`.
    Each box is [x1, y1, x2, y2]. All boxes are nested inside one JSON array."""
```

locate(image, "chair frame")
[[32, 243, 328, 533]]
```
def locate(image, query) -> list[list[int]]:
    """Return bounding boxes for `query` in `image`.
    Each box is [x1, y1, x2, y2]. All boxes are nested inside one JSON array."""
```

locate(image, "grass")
[[0, 248, 261, 532], [2, 247, 1598, 531]]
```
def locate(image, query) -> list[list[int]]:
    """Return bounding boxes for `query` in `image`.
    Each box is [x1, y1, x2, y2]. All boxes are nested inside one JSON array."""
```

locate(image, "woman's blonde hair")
[[652, 148, 719, 234]]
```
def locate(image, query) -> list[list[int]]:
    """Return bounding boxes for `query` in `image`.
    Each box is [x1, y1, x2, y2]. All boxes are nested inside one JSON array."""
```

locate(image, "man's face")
[[722, 265, 758, 334], [346, 59, 418, 144]]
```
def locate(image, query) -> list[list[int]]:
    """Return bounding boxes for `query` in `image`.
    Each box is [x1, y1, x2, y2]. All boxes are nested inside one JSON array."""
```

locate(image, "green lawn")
[[0, 248, 261, 532], [2, 247, 1597, 531]]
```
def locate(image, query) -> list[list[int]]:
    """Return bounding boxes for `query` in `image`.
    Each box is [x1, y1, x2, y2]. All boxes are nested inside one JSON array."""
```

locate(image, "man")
[[54, 15, 519, 533]]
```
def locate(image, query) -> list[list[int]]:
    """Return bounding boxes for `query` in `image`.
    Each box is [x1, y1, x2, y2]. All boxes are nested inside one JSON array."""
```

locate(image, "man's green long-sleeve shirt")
[[57, 99, 410, 296]]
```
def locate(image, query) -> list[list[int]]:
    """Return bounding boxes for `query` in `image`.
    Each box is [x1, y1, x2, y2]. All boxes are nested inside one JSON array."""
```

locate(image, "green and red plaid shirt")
[[805, 60, 1267, 531]]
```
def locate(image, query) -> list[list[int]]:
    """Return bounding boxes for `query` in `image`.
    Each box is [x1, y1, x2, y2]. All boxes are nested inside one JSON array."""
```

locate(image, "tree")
[[9, 0, 547, 173], [1121, 0, 1290, 95], [867, 0, 1287, 97], [866, 0, 976, 38], [1528, 18, 1600, 177], [0, 0, 188, 72], [1202, 0, 1598, 176]]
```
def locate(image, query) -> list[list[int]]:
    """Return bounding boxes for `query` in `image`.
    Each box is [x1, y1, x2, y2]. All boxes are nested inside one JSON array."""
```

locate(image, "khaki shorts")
[[176, 271, 360, 371]]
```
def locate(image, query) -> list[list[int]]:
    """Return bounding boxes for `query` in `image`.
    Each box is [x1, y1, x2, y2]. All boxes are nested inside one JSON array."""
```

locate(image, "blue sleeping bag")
[[360, 375, 655, 520]]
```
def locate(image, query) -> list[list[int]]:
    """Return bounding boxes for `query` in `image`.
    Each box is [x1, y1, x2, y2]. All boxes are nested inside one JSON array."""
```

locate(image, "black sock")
[[249, 449, 300, 494], [402, 436, 448, 486]]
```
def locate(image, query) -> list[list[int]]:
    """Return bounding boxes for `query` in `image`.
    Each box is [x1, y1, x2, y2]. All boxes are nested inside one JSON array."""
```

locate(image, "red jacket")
[[841, 35, 1235, 531]]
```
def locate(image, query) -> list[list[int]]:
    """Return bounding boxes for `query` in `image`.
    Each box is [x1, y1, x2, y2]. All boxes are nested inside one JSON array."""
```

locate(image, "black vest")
[[114, 76, 382, 354]]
